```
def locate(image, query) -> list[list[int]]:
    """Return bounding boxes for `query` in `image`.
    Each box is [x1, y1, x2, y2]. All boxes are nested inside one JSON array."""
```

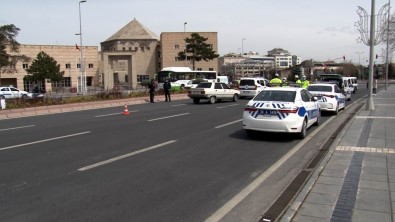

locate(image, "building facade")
[[3, 44, 99, 93], [2, 19, 218, 92], [160, 32, 218, 71]]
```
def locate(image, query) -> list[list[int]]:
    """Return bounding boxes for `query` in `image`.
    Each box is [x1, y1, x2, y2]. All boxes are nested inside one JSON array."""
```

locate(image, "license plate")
[[259, 110, 277, 115]]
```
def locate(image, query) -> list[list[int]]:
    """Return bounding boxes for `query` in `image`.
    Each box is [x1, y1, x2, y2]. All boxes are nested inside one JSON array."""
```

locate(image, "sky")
[[0, 0, 392, 65]]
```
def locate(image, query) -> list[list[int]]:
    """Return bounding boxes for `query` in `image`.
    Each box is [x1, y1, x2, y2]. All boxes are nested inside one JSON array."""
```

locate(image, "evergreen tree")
[[178, 33, 219, 70], [25, 51, 64, 82], [0, 24, 30, 85]]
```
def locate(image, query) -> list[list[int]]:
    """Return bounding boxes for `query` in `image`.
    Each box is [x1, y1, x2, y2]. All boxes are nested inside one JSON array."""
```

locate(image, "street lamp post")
[[356, 0, 389, 110], [385, 0, 391, 90], [241, 38, 246, 56], [356, 52, 365, 79], [184, 22, 187, 67], [78, 0, 86, 95]]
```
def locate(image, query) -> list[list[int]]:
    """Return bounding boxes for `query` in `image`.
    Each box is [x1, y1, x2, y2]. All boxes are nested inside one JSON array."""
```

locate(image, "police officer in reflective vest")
[[270, 73, 282, 87], [301, 75, 310, 89]]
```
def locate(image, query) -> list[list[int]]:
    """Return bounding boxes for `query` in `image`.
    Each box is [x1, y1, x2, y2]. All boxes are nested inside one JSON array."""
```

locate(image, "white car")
[[243, 87, 320, 139], [188, 82, 240, 104], [307, 83, 346, 115], [238, 77, 270, 99], [0, 86, 32, 100]]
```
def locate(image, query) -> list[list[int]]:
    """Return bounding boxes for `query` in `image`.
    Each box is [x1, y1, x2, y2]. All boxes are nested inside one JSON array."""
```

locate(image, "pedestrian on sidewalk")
[[373, 77, 377, 96], [163, 79, 171, 102], [148, 79, 156, 103]]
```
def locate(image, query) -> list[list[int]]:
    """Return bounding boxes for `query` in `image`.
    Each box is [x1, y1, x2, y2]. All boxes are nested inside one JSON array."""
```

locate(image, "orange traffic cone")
[[122, 104, 130, 115]]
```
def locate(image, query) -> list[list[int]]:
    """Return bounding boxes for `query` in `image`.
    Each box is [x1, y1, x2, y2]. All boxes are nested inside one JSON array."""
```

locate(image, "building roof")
[[104, 18, 159, 42]]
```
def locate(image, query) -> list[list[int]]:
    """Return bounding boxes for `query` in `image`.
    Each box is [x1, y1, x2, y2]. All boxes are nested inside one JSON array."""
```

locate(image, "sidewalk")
[[283, 85, 395, 222], [0, 93, 189, 120]]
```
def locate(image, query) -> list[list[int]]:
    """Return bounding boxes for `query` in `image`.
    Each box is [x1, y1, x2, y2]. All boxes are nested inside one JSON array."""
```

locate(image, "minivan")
[[238, 77, 269, 99]]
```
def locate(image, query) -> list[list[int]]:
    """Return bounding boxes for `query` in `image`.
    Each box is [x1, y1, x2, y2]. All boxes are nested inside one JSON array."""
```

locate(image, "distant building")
[[2, 19, 218, 92], [267, 48, 301, 69]]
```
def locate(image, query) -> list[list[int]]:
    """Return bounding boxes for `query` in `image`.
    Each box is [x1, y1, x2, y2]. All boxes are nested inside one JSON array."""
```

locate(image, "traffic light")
[[343, 55, 346, 60], [376, 54, 378, 59]]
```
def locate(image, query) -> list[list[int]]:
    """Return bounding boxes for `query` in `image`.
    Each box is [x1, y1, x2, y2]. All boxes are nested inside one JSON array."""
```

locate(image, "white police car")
[[307, 83, 346, 115], [243, 87, 320, 139], [0, 86, 32, 100]]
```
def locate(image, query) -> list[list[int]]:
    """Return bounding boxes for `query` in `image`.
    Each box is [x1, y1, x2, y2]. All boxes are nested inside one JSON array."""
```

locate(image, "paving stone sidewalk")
[[283, 85, 395, 222]]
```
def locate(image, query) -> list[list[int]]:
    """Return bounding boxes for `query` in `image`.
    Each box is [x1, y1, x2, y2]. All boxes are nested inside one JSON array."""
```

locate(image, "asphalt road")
[[0, 88, 367, 222]]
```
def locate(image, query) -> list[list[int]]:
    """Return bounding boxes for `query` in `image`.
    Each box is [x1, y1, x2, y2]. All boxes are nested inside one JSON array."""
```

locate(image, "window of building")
[[175, 45, 179, 49], [135, 47, 138, 51], [122, 47, 126, 51], [125, 75, 129, 83], [65, 63, 71, 69], [129, 47, 132, 51], [23, 64, 29, 69], [88, 63, 94, 68], [197, 68, 202, 71], [77, 64, 81, 69], [137, 74, 150, 83], [141, 47, 144, 51], [52, 77, 71, 87], [209, 68, 214, 71], [147, 47, 150, 51]]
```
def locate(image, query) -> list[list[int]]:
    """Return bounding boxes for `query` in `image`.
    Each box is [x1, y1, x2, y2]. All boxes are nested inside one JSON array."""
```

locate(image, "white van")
[[342, 77, 353, 101], [216, 76, 229, 85], [238, 77, 269, 99], [349, 77, 358, 93]]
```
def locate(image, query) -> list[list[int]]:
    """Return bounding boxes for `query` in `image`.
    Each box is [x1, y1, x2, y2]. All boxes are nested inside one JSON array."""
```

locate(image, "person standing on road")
[[373, 77, 378, 96], [148, 79, 156, 103], [163, 79, 171, 102], [301, 75, 310, 89], [295, 75, 302, 85], [269, 73, 282, 87]]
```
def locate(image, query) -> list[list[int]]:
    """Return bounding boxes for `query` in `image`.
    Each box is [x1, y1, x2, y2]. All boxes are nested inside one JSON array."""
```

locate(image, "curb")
[[0, 94, 189, 120]]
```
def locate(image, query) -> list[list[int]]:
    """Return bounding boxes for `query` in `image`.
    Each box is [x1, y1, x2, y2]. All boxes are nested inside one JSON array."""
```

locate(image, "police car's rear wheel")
[[313, 111, 321, 126], [334, 103, 339, 115], [298, 119, 307, 139]]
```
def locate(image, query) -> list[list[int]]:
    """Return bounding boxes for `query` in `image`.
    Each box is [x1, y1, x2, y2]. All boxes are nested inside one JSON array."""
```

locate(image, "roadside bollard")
[[0, 98, 5, 110]]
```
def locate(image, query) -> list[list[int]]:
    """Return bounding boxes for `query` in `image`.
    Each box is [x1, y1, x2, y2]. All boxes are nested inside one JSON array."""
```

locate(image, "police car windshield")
[[254, 90, 296, 102]]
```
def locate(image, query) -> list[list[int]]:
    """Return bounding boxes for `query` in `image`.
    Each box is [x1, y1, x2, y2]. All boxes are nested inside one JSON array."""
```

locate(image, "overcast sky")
[[0, 0, 392, 65]]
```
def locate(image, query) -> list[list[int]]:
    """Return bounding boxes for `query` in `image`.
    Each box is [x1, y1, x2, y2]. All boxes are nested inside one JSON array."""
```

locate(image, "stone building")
[[3, 44, 99, 93], [160, 32, 218, 71], [2, 19, 218, 92]]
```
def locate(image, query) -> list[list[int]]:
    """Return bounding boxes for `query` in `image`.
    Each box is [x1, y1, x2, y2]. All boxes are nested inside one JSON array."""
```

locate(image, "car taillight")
[[279, 107, 299, 113], [244, 106, 257, 112]]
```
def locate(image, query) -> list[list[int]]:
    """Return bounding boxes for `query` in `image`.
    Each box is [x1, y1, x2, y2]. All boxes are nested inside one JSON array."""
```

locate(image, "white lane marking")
[[78, 140, 176, 171], [172, 104, 187, 107], [0, 125, 35, 132], [0, 131, 91, 152], [217, 104, 240, 109], [94, 110, 139, 118], [204, 116, 336, 222], [215, 119, 242, 129], [356, 116, 395, 119], [147, 113, 189, 122]]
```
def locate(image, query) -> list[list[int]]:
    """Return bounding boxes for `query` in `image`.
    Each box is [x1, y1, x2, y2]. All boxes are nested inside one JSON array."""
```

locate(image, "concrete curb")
[[0, 94, 189, 120]]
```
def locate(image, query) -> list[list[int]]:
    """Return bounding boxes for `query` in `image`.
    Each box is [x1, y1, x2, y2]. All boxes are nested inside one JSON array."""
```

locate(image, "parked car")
[[0, 86, 32, 100], [307, 83, 346, 115], [188, 82, 240, 104], [242, 87, 320, 139], [238, 77, 270, 99]]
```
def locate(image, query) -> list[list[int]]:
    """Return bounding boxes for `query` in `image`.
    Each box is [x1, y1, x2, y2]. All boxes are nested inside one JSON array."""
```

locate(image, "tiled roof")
[[104, 19, 159, 42]]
